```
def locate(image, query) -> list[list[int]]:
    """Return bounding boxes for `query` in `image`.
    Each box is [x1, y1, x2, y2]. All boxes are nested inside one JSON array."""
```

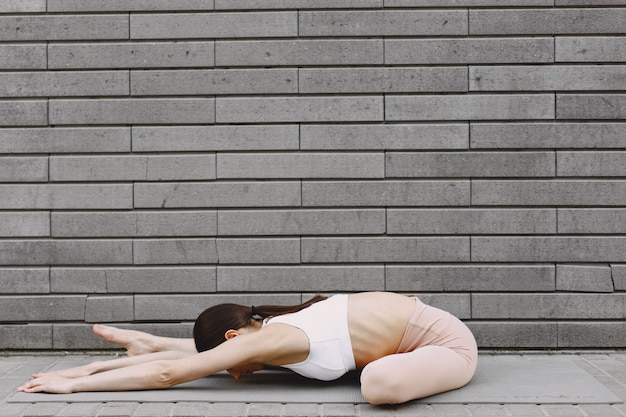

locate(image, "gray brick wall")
[[1, 1, 625, 351]]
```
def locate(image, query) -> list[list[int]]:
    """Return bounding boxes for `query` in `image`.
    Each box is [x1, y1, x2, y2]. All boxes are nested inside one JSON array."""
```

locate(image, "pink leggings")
[[360, 297, 477, 405]]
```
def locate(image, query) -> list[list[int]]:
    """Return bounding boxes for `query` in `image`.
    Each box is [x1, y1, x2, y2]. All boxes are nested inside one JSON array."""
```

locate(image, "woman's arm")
[[33, 351, 194, 379], [19, 325, 304, 394]]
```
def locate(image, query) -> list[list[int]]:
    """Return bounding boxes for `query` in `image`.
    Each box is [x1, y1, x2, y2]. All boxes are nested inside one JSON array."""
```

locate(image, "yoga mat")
[[9, 356, 622, 404]]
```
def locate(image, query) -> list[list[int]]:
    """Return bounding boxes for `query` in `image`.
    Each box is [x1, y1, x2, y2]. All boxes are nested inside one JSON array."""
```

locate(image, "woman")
[[18, 292, 477, 405]]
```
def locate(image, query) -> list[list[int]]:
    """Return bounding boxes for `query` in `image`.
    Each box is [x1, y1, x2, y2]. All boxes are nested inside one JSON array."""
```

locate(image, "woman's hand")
[[18, 375, 76, 394]]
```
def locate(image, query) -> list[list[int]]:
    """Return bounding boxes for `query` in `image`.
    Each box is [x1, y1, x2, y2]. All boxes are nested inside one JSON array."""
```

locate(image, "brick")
[[558, 94, 626, 119], [445, 0, 576, 10], [507, 404, 547, 417], [134, 403, 173, 417], [0, 184, 132, 209], [51, 267, 215, 293], [470, 8, 626, 35], [0, 295, 86, 321], [578, 405, 624, 417], [430, 404, 469, 417], [51, 268, 107, 293], [283, 404, 321, 417], [49, 42, 214, 69], [133, 125, 298, 152], [135, 182, 301, 208], [0, 15, 129, 41], [0, 240, 132, 265], [473, 293, 626, 319], [557, 36, 626, 62], [0, 45, 46, 69], [0, 268, 49, 294], [131, 12, 296, 39], [386, 151, 554, 177], [216, 0, 381, 8], [299, 67, 467, 94], [318, 404, 358, 417], [218, 209, 385, 235], [85, 296, 134, 322], [216, 238, 300, 264], [0, 0, 45, 11], [473, 180, 626, 206], [147, 155, 215, 181], [613, 265, 626, 290], [0, 71, 129, 97], [50, 155, 215, 181], [171, 403, 211, 417], [133, 239, 218, 265], [218, 152, 383, 179], [560, 322, 626, 348], [556, 264, 614, 293], [50, 98, 215, 125], [247, 404, 283, 417], [112, 267, 215, 293], [387, 209, 556, 234], [471, 122, 626, 149], [0, 325, 52, 349], [52, 211, 217, 237], [559, 209, 626, 234], [218, 266, 384, 292], [473, 237, 626, 262], [23, 403, 70, 417], [216, 40, 383, 66], [557, 0, 626, 4], [301, 237, 469, 263], [0, 101, 47, 126], [386, 94, 554, 121], [134, 294, 300, 321], [385, 38, 553, 64], [97, 403, 139, 417], [209, 404, 248, 417], [558, 151, 626, 177], [59, 403, 105, 417], [299, 10, 467, 36], [0, 127, 130, 153], [48, 0, 215, 11], [302, 180, 469, 207], [132, 69, 297, 95], [471, 65, 626, 91], [386, 264, 555, 292], [301, 124, 468, 150], [0, 156, 48, 182], [467, 321, 557, 348], [0, 212, 49, 237], [217, 96, 383, 123]]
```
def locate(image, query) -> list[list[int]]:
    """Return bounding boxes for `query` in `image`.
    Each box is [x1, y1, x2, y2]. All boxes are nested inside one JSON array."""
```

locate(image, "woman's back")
[[346, 292, 416, 367]]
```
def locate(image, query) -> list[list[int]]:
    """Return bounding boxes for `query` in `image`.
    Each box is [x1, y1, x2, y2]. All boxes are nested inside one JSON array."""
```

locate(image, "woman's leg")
[[93, 324, 197, 356], [360, 346, 475, 405]]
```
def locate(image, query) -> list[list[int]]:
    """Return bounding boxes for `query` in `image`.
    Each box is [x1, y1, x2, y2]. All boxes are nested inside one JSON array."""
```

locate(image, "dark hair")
[[193, 295, 327, 352]]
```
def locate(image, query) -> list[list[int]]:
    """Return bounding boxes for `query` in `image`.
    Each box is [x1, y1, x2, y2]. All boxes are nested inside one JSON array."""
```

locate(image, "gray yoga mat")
[[9, 356, 622, 404]]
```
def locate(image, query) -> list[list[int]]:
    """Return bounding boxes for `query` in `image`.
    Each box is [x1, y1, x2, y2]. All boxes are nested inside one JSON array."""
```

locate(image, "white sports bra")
[[263, 294, 356, 381]]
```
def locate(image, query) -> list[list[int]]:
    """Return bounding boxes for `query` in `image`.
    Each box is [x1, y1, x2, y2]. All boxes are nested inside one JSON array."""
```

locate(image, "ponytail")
[[193, 295, 327, 352]]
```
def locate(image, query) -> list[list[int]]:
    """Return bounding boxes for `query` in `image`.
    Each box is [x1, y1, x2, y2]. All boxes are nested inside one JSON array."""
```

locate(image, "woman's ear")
[[224, 329, 240, 340]]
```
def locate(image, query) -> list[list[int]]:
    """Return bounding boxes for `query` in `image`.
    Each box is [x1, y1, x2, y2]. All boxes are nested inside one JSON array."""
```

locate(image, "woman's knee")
[[360, 363, 404, 405]]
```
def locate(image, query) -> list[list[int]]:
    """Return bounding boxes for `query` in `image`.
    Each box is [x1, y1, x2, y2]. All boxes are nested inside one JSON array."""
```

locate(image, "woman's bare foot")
[[93, 324, 158, 356]]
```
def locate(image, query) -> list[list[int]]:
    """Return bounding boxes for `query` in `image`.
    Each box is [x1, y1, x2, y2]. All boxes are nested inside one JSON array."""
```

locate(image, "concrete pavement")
[[1, 352, 625, 417]]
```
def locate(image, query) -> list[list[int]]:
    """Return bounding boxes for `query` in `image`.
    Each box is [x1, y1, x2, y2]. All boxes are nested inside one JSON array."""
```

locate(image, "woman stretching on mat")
[[18, 291, 477, 405]]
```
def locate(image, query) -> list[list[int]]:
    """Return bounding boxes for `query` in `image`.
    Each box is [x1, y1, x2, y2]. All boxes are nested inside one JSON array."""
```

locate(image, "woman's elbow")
[[153, 361, 178, 388]]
